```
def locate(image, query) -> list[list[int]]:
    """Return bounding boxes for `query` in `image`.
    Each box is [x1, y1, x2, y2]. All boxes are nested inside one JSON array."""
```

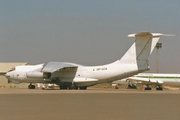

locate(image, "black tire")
[[145, 87, 151, 90], [74, 86, 78, 90], [28, 85, 35, 89], [79, 86, 87, 90], [60, 85, 67, 90], [32, 85, 35, 89], [156, 88, 163, 90]]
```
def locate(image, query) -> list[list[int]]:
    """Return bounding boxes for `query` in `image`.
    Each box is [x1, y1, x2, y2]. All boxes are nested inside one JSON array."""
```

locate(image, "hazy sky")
[[0, 0, 180, 73]]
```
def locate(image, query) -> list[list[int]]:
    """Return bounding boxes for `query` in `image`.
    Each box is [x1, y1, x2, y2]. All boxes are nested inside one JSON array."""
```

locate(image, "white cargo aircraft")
[[5, 32, 173, 89], [125, 73, 180, 90]]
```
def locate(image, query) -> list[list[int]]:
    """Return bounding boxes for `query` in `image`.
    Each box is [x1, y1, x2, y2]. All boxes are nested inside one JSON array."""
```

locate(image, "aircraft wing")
[[127, 77, 163, 84], [41, 62, 78, 73]]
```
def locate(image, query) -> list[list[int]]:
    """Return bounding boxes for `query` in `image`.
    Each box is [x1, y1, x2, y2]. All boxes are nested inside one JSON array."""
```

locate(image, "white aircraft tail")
[[119, 31, 173, 70]]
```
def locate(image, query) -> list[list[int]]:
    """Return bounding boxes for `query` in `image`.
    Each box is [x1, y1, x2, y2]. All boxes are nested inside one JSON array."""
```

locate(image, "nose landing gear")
[[28, 84, 35, 89]]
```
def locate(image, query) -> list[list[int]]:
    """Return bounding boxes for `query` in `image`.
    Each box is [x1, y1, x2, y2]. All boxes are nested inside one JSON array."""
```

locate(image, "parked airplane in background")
[[113, 73, 180, 90], [128, 73, 180, 90], [5, 32, 173, 89]]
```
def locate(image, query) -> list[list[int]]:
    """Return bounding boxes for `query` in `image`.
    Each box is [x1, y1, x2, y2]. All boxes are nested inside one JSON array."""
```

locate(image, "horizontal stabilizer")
[[128, 32, 175, 38]]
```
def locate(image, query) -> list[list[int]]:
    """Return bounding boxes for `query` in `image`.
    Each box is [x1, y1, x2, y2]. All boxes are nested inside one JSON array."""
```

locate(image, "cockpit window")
[[8, 67, 16, 72]]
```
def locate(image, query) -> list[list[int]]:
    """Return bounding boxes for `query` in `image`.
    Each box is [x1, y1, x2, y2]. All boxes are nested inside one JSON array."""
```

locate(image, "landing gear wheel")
[[145, 87, 151, 90], [156, 88, 163, 90], [74, 86, 78, 90], [156, 85, 163, 90], [144, 85, 151, 90], [79, 86, 87, 90], [69, 85, 78, 90], [59, 85, 67, 90], [128, 84, 137, 89], [28, 84, 35, 89]]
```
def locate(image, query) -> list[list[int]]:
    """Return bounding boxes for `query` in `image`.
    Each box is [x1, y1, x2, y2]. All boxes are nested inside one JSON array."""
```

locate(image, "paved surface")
[[0, 88, 180, 120]]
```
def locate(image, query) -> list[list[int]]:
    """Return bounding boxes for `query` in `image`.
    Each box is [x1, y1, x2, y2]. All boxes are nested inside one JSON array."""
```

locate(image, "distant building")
[[0, 63, 29, 88]]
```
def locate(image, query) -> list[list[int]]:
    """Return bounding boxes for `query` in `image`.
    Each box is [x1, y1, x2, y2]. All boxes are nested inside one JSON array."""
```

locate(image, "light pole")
[[155, 43, 162, 73]]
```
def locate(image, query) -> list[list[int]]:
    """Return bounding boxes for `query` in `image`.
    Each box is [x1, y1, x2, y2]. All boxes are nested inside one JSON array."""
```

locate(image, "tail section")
[[119, 31, 174, 70]]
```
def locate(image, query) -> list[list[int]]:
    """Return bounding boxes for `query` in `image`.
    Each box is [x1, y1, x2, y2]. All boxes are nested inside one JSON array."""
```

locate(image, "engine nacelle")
[[26, 72, 51, 79]]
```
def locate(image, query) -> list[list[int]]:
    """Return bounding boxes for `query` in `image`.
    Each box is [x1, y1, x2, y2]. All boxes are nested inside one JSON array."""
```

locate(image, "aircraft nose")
[[5, 72, 10, 78]]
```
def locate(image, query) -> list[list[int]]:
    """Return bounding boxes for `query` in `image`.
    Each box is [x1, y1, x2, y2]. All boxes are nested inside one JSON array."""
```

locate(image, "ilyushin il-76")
[[5, 32, 173, 89]]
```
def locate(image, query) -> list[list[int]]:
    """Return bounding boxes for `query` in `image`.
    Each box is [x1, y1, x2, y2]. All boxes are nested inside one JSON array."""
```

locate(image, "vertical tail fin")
[[119, 32, 173, 64]]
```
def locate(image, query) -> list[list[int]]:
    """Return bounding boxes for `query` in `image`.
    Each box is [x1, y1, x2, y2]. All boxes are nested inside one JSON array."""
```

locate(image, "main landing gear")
[[28, 84, 35, 89], [59, 85, 87, 90], [59, 85, 68, 89], [144, 85, 151, 90], [79, 86, 87, 90], [156, 85, 163, 90], [128, 84, 137, 89], [144, 85, 163, 90], [69, 86, 78, 90]]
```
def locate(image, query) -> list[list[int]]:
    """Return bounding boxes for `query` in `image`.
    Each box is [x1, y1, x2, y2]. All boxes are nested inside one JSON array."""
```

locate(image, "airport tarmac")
[[0, 88, 180, 120]]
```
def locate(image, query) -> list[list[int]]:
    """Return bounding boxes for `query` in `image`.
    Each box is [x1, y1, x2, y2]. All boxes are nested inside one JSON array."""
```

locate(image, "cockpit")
[[5, 67, 16, 79], [8, 67, 16, 72]]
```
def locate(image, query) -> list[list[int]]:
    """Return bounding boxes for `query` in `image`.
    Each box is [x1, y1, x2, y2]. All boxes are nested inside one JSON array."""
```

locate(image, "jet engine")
[[26, 72, 51, 79]]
